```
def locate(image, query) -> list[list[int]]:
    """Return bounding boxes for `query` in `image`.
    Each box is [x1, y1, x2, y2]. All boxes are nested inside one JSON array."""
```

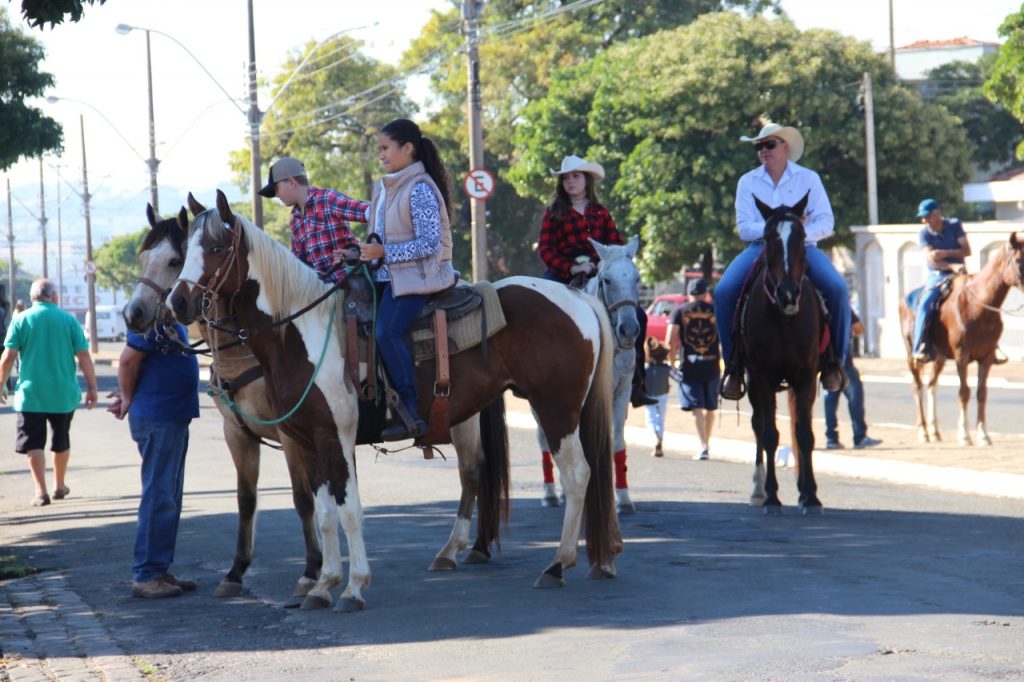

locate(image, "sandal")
[[32, 493, 51, 507], [53, 486, 70, 500]]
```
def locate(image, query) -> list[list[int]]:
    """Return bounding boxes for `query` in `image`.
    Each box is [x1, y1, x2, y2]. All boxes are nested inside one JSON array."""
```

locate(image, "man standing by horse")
[[911, 198, 971, 363], [667, 278, 720, 460], [715, 121, 850, 400], [258, 156, 367, 282]]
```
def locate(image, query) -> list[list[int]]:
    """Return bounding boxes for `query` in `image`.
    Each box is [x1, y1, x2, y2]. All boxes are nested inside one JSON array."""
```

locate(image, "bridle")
[[761, 211, 806, 306], [593, 257, 641, 349]]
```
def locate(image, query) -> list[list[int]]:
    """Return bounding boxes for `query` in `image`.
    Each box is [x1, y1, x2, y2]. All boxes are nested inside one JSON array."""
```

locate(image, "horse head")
[[756, 192, 809, 316], [589, 235, 641, 350], [168, 189, 247, 325], [1004, 231, 1024, 289], [123, 203, 189, 332]]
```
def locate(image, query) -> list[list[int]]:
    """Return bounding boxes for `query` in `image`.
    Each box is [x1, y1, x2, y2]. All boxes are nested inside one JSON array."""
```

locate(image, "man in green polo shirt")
[[1, 279, 98, 507]]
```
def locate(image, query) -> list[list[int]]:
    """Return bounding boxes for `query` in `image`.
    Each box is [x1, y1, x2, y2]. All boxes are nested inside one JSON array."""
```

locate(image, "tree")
[[229, 35, 414, 237], [0, 6, 62, 169], [94, 230, 145, 298], [13, 0, 104, 29], [509, 13, 971, 281], [404, 0, 781, 278], [985, 7, 1024, 160], [928, 56, 1023, 172]]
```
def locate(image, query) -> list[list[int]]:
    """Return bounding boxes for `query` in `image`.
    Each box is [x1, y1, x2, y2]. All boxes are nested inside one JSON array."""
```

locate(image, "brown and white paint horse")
[[898, 231, 1024, 445], [123, 203, 323, 600], [167, 191, 621, 609]]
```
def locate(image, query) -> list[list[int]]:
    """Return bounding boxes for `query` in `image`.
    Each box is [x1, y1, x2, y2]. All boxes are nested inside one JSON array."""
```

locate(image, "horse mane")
[[140, 216, 185, 257], [194, 208, 334, 324]]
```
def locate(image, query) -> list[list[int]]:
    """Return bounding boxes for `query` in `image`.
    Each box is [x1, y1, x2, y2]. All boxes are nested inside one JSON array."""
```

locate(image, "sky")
[[3, 0, 1021, 279]]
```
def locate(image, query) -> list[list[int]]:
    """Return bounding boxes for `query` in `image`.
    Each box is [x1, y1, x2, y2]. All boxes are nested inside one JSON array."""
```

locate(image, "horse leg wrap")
[[541, 450, 555, 484], [613, 449, 628, 489]]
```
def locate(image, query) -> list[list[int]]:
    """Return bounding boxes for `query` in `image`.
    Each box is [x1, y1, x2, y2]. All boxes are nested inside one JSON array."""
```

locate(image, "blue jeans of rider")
[[824, 355, 866, 445], [912, 272, 947, 353], [714, 243, 851, 366], [130, 415, 190, 583], [375, 282, 428, 415]]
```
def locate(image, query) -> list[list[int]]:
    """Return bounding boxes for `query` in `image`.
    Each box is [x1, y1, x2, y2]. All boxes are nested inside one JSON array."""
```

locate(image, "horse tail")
[[579, 299, 622, 568], [476, 394, 510, 549]]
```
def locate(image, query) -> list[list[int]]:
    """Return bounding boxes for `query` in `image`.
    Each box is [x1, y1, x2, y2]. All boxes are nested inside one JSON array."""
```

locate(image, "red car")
[[645, 293, 688, 346]]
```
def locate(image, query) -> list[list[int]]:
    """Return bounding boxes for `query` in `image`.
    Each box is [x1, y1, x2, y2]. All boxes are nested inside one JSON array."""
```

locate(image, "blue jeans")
[[824, 355, 866, 444], [714, 243, 850, 364], [913, 272, 946, 352], [130, 415, 190, 583], [375, 283, 428, 414]]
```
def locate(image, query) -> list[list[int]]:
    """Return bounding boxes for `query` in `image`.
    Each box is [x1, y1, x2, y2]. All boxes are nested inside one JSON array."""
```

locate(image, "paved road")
[[2, 374, 1023, 681]]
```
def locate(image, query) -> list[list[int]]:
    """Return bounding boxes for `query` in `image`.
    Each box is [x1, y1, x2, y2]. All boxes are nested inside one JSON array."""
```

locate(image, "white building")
[[895, 37, 999, 82]]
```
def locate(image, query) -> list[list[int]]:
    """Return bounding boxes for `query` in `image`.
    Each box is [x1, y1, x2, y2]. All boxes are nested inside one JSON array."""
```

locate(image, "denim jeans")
[[714, 243, 850, 364], [913, 272, 947, 351], [129, 415, 190, 583], [823, 355, 866, 444], [375, 282, 428, 414]]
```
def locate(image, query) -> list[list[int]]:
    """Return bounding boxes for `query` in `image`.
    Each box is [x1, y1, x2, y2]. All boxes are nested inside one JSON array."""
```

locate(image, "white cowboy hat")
[[739, 122, 804, 162], [550, 155, 605, 180]]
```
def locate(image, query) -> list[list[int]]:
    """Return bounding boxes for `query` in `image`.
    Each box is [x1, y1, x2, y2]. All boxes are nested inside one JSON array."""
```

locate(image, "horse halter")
[[762, 212, 805, 308], [174, 213, 242, 319]]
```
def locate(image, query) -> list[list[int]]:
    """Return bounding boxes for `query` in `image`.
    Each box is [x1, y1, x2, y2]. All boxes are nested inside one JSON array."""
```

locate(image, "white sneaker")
[[693, 448, 709, 461]]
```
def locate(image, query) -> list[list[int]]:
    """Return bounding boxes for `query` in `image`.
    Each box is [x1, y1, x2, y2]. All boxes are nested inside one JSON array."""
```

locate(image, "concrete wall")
[[853, 222, 1024, 360]]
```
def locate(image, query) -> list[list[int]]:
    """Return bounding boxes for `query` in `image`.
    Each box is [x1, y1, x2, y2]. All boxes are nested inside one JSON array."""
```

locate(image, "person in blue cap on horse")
[[716, 121, 850, 401], [911, 198, 971, 362]]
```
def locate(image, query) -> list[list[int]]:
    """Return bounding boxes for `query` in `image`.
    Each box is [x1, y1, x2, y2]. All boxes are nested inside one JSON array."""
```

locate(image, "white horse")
[[539, 236, 642, 514]]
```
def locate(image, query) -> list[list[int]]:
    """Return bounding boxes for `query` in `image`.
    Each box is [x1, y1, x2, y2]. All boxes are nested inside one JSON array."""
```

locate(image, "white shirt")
[[734, 160, 835, 244]]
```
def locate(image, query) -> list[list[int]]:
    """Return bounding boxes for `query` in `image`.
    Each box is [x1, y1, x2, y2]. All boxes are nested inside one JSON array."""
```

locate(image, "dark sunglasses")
[[754, 139, 781, 152]]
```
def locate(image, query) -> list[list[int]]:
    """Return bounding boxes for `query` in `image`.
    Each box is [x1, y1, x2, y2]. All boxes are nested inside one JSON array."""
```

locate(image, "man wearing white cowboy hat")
[[714, 121, 851, 400]]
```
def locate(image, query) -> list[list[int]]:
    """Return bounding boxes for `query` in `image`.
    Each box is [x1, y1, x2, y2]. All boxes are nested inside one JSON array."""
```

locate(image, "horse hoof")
[[300, 594, 332, 610], [334, 597, 365, 613], [586, 565, 616, 580], [429, 557, 458, 572], [462, 550, 490, 565], [749, 495, 766, 507], [801, 504, 824, 516], [292, 576, 317, 597], [616, 502, 636, 515], [213, 580, 243, 598], [533, 573, 566, 589], [763, 505, 783, 516]]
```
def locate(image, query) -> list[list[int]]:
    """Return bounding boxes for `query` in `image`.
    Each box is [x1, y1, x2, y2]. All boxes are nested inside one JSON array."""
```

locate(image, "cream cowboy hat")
[[739, 122, 804, 162], [550, 155, 605, 180]]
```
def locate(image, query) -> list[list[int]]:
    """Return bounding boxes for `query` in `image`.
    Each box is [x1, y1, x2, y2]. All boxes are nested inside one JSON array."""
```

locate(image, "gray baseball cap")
[[258, 156, 306, 198]]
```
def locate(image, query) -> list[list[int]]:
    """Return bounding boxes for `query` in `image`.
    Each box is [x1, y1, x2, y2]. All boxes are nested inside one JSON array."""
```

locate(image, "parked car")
[[85, 304, 127, 342], [645, 293, 688, 345]]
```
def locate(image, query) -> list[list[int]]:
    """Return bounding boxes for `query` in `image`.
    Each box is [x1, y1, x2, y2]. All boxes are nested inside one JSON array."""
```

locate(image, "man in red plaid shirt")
[[259, 156, 368, 282]]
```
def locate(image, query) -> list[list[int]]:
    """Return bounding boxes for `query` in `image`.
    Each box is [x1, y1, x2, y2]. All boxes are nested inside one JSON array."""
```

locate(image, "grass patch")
[[0, 554, 36, 581]]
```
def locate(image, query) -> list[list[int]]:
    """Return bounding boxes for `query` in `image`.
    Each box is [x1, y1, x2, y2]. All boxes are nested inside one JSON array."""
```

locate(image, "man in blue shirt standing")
[[107, 321, 200, 599], [912, 198, 971, 362]]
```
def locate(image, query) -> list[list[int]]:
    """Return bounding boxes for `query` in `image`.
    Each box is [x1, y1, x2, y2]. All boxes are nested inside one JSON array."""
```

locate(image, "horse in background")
[[122, 202, 323, 599], [898, 231, 1024, 445], [741, 194, 823, 514], [167, 191, 621, 609], [539, 237, 643, 514]]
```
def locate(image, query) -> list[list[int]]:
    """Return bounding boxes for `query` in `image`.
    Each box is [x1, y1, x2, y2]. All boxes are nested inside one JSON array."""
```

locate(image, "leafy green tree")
[[404, 0, 781, 278], [0, 6, 62, 169], [94, 230, 145, 298], [230, 36, 413, 225], [928, 56, 1023, 172], [510, 13, 971, 281], [985, 7, 1024, 160], [11, 0, 104, 29]]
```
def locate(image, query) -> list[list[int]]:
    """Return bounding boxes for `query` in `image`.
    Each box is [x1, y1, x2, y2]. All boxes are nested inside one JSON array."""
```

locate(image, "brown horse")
[[898, 232, 1024, 445], [166, 191, 621, 610], [122, 204, 323, 599], [742, 194, 823, 514]]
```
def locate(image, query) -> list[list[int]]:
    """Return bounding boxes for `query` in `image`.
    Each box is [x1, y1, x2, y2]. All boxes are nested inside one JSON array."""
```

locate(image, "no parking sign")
[[462, 168, 495, 201]]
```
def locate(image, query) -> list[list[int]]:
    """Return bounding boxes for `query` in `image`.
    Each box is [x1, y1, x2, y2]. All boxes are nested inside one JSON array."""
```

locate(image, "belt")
[[685, 354, 718, 363]]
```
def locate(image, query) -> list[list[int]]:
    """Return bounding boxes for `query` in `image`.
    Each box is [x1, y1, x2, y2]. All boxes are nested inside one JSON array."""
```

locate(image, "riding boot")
[[381, 402, 427, 442], [719, 366, 745, 401], [630, 343, 658, 408], [819, 358, 849, 393], [994, 346, 1010, 365]]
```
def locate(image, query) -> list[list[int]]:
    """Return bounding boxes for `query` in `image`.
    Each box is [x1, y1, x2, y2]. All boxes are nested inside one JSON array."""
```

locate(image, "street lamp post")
[[79, 115, 98, 354]]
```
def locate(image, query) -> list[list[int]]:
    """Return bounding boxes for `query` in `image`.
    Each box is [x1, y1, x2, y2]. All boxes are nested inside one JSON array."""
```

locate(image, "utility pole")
[[6, 179, 14, 303], [38, 158, 48, 278], [464, 0, 487, 281], [80, 115, 97, 353], [145, 29, 160, 213], [888, 0, 896, 72], [863, 72, 879, 225], [55, 166, 64, 301], [247, 0, 264, 228]]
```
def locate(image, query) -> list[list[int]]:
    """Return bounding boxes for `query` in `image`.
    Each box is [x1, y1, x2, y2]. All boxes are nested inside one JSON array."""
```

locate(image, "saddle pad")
[[411, 281, 507, 362]]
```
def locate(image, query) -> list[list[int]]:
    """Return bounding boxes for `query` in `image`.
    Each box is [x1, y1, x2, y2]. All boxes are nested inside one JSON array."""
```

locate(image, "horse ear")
[[146, 203, 158, 229], [793, 191, 810, 216], [624, 234, 640, 259], [754, 195, 772, 220], [187, 192, 206, 216], [590, 238, 609, 261], [215, 189, 233, 224], [176, 207, 189, 233]]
